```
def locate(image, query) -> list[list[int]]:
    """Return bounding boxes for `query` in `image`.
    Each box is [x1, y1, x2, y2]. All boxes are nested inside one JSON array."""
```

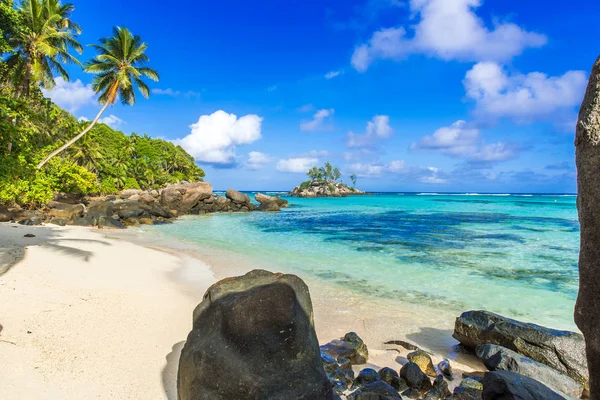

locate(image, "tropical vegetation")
[[0, 0, 204, 207]]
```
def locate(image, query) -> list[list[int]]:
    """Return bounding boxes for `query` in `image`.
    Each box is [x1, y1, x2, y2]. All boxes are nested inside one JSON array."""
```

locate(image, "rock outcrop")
[[290, 180, 365, 198], [575, 55, 600, 398], [453, 310, 588, 387], [160, 181, 213, 212], [255, 193, 289, 212], [482, 371, 566, 400], [476, 344, 584, 398], [177, 270, 333, 400], [320, 332, 369, 365]]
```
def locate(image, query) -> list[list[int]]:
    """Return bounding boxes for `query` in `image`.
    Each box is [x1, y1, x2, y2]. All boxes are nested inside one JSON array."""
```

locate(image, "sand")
[[0, 223, 482, 399]]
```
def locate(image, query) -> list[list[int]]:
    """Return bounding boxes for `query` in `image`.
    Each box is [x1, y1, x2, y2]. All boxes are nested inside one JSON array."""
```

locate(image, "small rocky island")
[[290, 162, 365, 198]]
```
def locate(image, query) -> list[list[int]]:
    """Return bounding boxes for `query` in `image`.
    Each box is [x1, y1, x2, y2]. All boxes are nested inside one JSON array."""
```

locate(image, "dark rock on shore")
[[407, 350, 437, 378], [449, 377, 483, 400], [177, 270, 333, 400], [255, 193, 289, 208], [46, 201, 84, 219], [438, 359, 453, 380], [400, 362, 432, 396], [453, 310, 588, 387], [348, 381, 402, 399], [18, 217, 42, 226], [476, 344, 584, 398], [482, 371, 566, 400], [379, 367, 408, 392], [353, 368, 380, 389], [320, 332, 369, 365], [423, 376, 451, 400], [160, 182, 213, 211]]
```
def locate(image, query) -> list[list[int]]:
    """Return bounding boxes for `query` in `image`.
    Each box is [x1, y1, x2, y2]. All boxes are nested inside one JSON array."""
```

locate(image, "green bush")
[[96, 179, 118, 195], [299, 180, 312, 190], [123, 177, 140, 190]]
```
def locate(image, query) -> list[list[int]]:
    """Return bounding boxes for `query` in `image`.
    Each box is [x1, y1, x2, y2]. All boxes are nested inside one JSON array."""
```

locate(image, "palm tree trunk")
[[575, 55, 600, 398], [36, 101, 110, 170]]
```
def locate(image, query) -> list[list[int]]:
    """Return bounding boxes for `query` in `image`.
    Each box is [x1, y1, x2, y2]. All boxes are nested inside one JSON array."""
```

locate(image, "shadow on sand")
[[162, 341, 185, 400], [0, 224, 111, 276]]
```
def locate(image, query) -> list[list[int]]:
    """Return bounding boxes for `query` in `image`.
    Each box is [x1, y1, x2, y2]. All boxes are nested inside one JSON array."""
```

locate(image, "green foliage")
[[306, 161, 342, 182], [350, 174, 357, 187], [299, 180, 312, 190]]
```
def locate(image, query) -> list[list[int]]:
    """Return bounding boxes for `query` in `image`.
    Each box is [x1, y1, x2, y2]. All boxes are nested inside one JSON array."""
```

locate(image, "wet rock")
[[423, 375, 451, 400], [47, 201, 84, 219], [259, 202, 281, 212], [322, 352, 339, 374], [449, 377, 483, 400], [353, 368, 380, 389], [400, 362, 432, 393], [177, 270, 333, 400], [348, 381, 402, 400], [482, 371, 566, 400], [123, 218, 141, 227], [378, 367, 408, 392], [139, 217, 153, 225], [142, 203, 174, 219], [407, 350, 437, 377], [438, 359, 453, 380], [18, 217, 42, 226], [24, 234, 36, 238], [329, 369, 354, 389], [453, 310, 587, 386], [320, 332, 369, 365], [226, 188, 250, 204], [476, 344, 584, 398], [214, 196, 231, 211]]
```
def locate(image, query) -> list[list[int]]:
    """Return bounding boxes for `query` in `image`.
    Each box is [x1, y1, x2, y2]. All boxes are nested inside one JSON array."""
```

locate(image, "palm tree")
[[7, 0, 82, 96], [36, 26, 159, 169]]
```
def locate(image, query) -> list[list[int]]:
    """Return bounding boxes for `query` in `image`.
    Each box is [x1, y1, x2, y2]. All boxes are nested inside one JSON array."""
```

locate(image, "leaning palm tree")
[[7, 0, 82, 96], [37, 27, 159, 169]]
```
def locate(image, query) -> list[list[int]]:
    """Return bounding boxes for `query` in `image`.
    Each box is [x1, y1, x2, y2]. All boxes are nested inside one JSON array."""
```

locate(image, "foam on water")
[[139, 193, 580, 331]]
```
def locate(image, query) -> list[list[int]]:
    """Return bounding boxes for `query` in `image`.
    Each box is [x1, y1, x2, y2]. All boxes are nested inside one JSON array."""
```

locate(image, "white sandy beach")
[[0, 223, 481, 399]]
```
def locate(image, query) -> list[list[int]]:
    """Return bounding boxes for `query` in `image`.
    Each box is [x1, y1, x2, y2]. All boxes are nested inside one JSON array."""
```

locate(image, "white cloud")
[[305, 150, 330, 158], [174, 110, 263, 165], [464, 62, 587, 123], [152, 88, 201, 97], [346, 115, 393, 148], [351, 0, 547, 72], [43, 77, 96, 112], [98, 114, 125, 129], [325, 70, 343, 79], [347, 161, 448, 183], [411, 120, 515, 163], [300, 108, 335, 131], [246, 151, 271, 170], [298, 104, 316, 113], [276, 158, 319, 173]]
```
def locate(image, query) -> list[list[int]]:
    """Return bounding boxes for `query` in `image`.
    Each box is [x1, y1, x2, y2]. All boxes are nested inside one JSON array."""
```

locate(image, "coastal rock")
[[348, 381, 402, 400], [329, 368, 355, 390], [255, 193, 289, 208], [453, 310, 588, 386], [177, 269, 333, 400], [353, 368, 380, 389], [259, 201, 281, 212], [438, 359, 453, 380], [476, 344, 584, 398], [482, 371, 566, 400], [0, 207, 12, 222], [142, 203, 174, 219], [47, 217, 67, 226], [160, 182, 212, 211], [423, 375, 451, 400], [120, 189, 143, 199], [139, 193, 156, 205], [97, 216, 126, 229], [449, 377, 483, 400], [379, 367, 408, 392], [226, 188, 250, 204], [407, 350, 437, 378], [87, 201, 114, 216], [113, 202, 145, 219], [47, 201, 84, 219], [18, 217, 42, 226], [290, 180, 365, 198], [400, 362, 432, 393], [320, 332, 369, 365]]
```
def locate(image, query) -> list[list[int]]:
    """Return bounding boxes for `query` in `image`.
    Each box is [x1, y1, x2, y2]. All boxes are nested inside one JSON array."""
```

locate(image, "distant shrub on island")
[[291, 162, 365, 198]]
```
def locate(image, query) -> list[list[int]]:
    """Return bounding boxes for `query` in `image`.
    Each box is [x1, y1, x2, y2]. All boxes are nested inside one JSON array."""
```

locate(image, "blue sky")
[[45, 0, 599, 192]]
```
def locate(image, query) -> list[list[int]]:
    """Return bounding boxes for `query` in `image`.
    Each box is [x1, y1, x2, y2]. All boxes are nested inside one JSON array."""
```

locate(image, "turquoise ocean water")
[[142, 193, 580, 331]]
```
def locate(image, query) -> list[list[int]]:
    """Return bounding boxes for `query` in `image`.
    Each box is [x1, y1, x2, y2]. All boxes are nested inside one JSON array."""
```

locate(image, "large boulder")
[[160, 182, 212, 212], [226, 188, 250, 204], [482, 371, 566, 400], [177, 270, 333, 400], [453, 310, 588, 386], [407, 350, 437, 377], [259, 202, 281, 212], [348, 381, 402, 400], [449, 377, 483, 400], [47, 201, 84, 219], [476, 344, 584, 398], [400, 362, 431, 396], [320, 332, 369, 365], [0, 207, 12, 222], [255, 193, 289, 208], [120, 189, 144, 199]]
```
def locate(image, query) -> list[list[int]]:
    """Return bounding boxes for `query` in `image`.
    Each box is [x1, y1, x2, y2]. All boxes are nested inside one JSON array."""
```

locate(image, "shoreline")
[[0, 222, 485, 398]]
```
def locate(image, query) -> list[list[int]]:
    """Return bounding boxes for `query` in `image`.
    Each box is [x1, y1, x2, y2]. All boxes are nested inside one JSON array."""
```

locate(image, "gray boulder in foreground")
[[476, 344, 584, 398], [177, 269, 333, 400], [482, 371, 566, 400], [453, 310, 588, 387]]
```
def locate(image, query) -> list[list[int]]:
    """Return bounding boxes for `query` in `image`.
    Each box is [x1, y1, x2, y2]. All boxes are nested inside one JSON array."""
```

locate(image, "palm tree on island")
[[37, 26, 159, 169]]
